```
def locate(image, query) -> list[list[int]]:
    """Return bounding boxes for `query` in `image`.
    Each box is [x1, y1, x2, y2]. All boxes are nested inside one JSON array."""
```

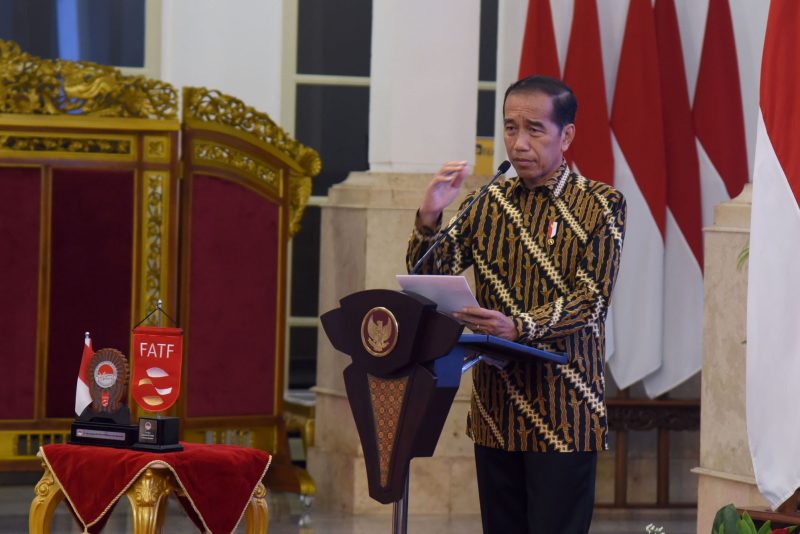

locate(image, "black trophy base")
[[69, 421, 139, 448], [132, 416, 183, 453]]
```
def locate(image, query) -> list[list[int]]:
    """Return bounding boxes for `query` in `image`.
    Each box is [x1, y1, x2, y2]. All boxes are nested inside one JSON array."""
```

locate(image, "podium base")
[[132, 416, 182, 453], [130, 442, 184, 452], [69, 421, 139, 448]]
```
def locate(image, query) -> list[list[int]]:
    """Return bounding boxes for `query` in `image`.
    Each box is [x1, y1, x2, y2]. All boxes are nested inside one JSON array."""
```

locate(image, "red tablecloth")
[[40, 442, 271, 534]]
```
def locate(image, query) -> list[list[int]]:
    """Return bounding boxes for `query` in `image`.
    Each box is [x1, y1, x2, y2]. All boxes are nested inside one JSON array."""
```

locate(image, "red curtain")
[[46, 169, 134, 418], [186, 175, 279, 417], [0, 168, 41, 419]]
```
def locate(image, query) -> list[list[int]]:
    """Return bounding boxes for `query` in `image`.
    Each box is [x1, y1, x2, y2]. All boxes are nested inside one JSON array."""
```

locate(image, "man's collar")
[[510, 161, 570, 198]]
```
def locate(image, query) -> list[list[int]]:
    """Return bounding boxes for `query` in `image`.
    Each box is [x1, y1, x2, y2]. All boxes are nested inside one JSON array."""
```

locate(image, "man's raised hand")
[[419, 161, 469, 228]]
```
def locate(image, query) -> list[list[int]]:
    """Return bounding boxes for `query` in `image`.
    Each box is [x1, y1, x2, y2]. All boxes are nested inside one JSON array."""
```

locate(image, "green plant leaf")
[[789, 526, 799, 533], [713, 504, 742, 534], [736, 517, 756, 534], [742, 512, 757, 530], [756, 519, 771, 534], [737, 244, 749, 271]]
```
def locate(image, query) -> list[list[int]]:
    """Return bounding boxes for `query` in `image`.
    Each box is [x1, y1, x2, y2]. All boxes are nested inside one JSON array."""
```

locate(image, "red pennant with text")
[[132, 326, 183, 412]]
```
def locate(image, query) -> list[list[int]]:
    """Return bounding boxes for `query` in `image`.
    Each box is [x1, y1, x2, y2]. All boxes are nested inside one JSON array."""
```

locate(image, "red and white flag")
[[693, 0, 749, 226], [642, 0, 704, 398], [563, 0, 612, 186], [494, 0, 561, 171], [518, 0, 560, 80], [74, 332, 93, 416], [562, 0, 616, 362], [747, 0, 800, 510], [607, 0, 667, 389]]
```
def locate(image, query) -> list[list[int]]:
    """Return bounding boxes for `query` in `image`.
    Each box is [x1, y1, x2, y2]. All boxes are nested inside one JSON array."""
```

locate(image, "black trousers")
[[474, 444, 597, 534]]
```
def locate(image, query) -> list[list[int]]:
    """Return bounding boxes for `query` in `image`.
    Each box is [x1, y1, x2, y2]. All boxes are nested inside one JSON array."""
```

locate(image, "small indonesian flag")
[[74, 332, 93, 416], [547, 220, 558, 239]]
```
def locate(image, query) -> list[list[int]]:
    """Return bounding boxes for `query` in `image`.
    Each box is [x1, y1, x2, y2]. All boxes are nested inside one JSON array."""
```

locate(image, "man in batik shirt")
[[407, 76, 627, 534]]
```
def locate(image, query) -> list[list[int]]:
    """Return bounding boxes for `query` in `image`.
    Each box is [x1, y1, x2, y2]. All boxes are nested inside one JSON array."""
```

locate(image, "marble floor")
[[6, 482, 695, 533]]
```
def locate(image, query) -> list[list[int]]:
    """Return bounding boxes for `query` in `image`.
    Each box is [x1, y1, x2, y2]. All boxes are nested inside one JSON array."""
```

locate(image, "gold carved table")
[[29, 445, 270, 533]]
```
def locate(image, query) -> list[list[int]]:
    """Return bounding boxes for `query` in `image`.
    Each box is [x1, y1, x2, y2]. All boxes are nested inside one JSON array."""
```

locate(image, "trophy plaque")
[[69, 348, 139, 448], [131, 325, 184, 452]]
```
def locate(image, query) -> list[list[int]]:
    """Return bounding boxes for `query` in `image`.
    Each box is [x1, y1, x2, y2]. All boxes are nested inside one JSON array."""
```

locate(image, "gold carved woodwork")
[[287, 169, 312, 237], [0, 131, 135, 160], [142, 135, 170, 163], [284, 399, 316, 454], [244, 482, 270, 534], [0, 39, 177, 119], [127, 468, 171, 507], [183, 87, 320, 236], [192, 140, 282, 197], [29, 462, 64, 534], [183, 87, 320, 175], [142, 172, 169, 321], [125, 468, 172, 533]]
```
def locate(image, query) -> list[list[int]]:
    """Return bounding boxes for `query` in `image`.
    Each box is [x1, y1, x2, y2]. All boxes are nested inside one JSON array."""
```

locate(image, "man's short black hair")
[[503, 75, 577, 130]]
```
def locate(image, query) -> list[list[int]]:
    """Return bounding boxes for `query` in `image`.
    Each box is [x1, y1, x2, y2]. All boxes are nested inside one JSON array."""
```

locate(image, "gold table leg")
[[244, 482, 269, 534], [125, 468, 173, 534], [29, 463, 65, 534]]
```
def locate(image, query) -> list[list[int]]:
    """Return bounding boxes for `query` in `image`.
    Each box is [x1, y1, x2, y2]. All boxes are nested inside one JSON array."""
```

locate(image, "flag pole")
[[156, 298, 163, 421]]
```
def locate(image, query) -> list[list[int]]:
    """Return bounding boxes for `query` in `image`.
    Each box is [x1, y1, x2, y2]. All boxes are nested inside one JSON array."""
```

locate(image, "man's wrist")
[[417, 209, 442, 230], [512, 317, 524, 341]]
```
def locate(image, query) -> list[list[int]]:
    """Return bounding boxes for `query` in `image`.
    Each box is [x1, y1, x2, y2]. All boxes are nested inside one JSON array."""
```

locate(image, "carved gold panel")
[[0, 432, 70, 462], [0, 131, 136, 161], [191, 140, 282, 198], [142, 135, 170, 163], [287, 170, 312, 237], [0, 114, 180, 132], [140, 171, 170, 323], [183, 87, 320, 236], [0, 39, 177, 119], [183, 87, 320, 177], [29, 462, 63, 534]]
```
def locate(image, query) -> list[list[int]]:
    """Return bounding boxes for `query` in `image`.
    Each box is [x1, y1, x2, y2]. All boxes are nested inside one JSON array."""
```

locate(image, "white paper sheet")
[[395, 274, 479, 314]]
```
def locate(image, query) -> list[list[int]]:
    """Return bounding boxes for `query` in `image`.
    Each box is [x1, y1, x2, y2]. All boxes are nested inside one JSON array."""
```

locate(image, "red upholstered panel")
[[46, 169, 133, 418], [187, 175, 279, 417], [0, 168, 41, 419]]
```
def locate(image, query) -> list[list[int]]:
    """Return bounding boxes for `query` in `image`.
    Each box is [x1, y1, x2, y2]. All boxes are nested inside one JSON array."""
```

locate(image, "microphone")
[[411, 160, 511, 274]]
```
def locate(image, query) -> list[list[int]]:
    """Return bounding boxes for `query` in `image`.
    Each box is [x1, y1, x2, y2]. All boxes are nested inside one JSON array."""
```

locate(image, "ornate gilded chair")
[[0, 39, 319, 501]]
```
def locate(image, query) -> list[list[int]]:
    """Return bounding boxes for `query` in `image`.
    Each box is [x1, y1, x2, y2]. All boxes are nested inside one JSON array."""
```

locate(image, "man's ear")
[[561, 123, 575, 152]]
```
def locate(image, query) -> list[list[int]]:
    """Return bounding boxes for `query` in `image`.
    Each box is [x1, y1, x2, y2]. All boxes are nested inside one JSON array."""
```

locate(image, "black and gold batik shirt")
[[406, 163, 627, 452]]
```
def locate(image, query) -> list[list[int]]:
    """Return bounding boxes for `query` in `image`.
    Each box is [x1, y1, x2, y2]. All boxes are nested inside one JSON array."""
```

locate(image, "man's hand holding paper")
[[452, 306, 519, 340]]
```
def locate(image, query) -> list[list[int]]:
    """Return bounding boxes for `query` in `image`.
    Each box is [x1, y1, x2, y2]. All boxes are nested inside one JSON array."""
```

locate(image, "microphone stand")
[[411, 160, 511, 274]]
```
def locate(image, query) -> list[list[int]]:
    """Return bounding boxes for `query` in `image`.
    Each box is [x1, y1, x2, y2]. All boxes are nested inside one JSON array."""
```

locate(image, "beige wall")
[[695, 185, 770, 533], [309, 172, 486, 514]]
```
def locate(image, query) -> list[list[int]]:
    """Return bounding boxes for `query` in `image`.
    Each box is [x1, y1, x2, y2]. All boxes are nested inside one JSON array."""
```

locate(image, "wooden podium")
[[320, 288, 566, 533]]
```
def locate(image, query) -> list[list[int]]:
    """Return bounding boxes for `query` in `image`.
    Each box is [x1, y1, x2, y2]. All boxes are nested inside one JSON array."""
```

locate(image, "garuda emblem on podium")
[[361, 307, 399, 357]]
